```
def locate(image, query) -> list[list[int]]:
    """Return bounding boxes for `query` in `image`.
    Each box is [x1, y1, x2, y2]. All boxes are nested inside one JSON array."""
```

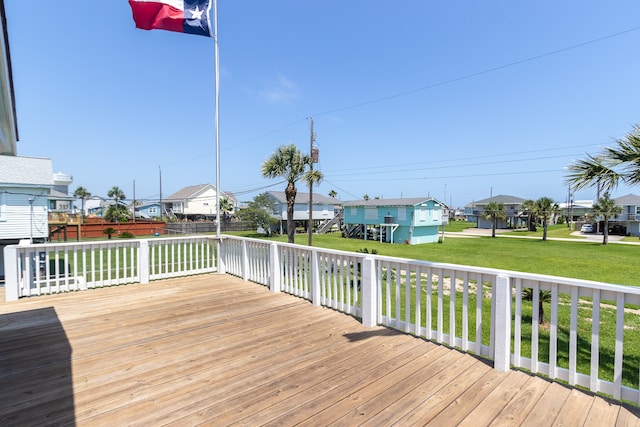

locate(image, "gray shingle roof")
[[342, 197, 436, 207], [614, 193, 640, 205], [0, 155, 53, 186], [469, 194, 526, 205], [268, 191, 340, 205]]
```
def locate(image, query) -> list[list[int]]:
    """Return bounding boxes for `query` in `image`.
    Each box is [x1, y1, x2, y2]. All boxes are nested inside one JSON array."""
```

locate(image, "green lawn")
[[226, 230, 640, 287]]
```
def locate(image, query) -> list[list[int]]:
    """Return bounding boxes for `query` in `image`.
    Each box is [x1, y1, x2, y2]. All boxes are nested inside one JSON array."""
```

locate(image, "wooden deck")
[[1, 275, 639, 426]]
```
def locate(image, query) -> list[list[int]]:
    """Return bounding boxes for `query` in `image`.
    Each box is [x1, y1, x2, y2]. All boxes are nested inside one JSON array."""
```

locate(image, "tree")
[[363, 194, 370, 201], [219, 197, 234, 221], [237, 192, 278, 236], [261, 144, 312, 243], [522, 287, 552, 325], [533, 197, 559, 241], [482, 202, 505, 238], [106, 186, 128, 222], [521, 199, 536, 231], [592, 192, 622, 245], [73, 186, 91, 222], [566, 124, 640, 193], [328, 190, 337, 198]]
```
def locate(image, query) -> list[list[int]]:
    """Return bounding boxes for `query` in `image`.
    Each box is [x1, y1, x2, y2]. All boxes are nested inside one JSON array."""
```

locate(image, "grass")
[[229, 226, 640, 391], [226, 228, 640, 287]]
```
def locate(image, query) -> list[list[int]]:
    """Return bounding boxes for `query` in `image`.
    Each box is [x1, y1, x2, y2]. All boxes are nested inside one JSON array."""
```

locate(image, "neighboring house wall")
[[137, 203, 161, 219], [0, 156, 54, 279], [267, 191, 337, 222], [613, 194, 640, 236], [465, 195, 525, 229], [343, 198, 443, 244], [0, 185, 49, 240], [164, 184, 232, 218]]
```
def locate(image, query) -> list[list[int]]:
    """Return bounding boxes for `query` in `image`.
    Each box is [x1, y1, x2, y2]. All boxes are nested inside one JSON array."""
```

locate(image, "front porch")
[[1, 275, 635, 425]]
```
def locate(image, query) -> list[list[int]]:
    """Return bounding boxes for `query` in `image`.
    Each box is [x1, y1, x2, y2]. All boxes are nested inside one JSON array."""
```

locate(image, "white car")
[[580, 224, 594, 233]]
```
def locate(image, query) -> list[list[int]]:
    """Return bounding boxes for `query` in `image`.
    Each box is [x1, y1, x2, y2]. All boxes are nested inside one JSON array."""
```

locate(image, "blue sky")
[[5, 1, 640, 208]]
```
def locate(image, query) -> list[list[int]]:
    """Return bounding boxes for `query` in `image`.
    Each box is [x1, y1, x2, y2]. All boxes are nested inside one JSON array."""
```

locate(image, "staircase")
[[317, 211, 343, 234]]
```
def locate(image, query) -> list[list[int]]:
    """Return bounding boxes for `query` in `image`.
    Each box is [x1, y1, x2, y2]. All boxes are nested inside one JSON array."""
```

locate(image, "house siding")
[[0, 187, 49, 240], [343, 199, 443, 244]]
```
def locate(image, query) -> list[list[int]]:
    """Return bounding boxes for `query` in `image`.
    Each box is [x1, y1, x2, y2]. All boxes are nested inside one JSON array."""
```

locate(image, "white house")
[[163, 184, 236, 221], [266, 191, 338, 234], [0, 155, 54, 278]]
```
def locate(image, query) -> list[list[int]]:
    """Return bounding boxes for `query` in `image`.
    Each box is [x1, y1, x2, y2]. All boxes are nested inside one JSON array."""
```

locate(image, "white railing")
[[4, 236, 219, 300], [5, 235, 640, 405], [219, 235, 640, 405]]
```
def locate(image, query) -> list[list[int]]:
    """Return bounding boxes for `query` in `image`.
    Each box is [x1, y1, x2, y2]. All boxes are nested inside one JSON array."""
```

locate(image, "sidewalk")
[[446, 227, 639, 244]]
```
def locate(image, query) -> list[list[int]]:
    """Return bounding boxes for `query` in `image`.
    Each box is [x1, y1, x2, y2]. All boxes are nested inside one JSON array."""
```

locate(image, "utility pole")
[[308, 117, 317, 246], [159, 166, 163, 222]]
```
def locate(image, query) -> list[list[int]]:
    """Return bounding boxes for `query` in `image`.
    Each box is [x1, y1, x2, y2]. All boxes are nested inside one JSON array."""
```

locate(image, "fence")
[[5, 234, 640, 404]]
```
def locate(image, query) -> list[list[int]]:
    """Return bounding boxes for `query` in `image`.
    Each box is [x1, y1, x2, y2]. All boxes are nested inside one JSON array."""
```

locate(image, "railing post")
[[361, 257, 378, 327], [4, 245, 19, 301], [216, 238, 226, 274], [310, 249, 320, 306], [241, 240, 249, 281], [139, 240, 150, 284], [269, 242, 281, 293], [494, 274, 512, 372]]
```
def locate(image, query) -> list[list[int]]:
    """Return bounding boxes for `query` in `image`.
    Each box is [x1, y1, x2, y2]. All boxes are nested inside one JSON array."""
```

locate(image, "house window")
[[417, 207, 427, 221], [350, 207, 357, 216], [397, 207, 406, 221], [635, 206, 640, 215], [365, 207, 377, 220]]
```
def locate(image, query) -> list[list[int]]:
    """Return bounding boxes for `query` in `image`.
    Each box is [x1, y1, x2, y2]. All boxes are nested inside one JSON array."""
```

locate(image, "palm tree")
[[107, 186, 127, 222], [482, 202, 505, 238], [566, 124, 640, 193], [262, 144, 312, 243], [592, 192, 622, 245], [108, 186, 126, 207], [219, 196, 234, 220], [73, 186, 91, 222], [533, 197, 559, 241], [521, 199, 536, 231], [328, 190, 337, 198], [363, 194, 370, 201], [522, 287, 552, 325]]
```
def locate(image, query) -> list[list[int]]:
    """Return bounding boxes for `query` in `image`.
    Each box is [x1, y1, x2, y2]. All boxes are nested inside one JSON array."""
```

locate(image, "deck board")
[[1, 275, 639, 426]]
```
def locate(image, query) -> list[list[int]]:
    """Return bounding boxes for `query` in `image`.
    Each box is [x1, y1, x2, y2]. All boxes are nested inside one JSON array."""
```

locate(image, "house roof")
[[268, 191, 339, 205], [0, 155, 53, 186], [614, 194, 640, 205], [467, 194, 526, 206], [342, 197, 439, 208], [165, 184, 212, 201], [49, 188, 74, 201]]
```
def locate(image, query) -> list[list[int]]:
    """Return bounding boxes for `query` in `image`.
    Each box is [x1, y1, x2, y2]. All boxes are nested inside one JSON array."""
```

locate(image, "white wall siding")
[[0, 189, 48, 240]]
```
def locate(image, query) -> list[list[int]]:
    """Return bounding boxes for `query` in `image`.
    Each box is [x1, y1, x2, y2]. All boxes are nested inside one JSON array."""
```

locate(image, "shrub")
[[103, 227, 116, 239], [119, 231, 134, 239]]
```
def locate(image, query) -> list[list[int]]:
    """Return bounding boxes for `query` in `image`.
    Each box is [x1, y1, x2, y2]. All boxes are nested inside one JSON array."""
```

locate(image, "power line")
[[227, 26, 640, 150]]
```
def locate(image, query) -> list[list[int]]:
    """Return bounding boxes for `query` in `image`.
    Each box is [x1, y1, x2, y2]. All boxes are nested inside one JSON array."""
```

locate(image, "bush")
[[119, 231, 134, 239]]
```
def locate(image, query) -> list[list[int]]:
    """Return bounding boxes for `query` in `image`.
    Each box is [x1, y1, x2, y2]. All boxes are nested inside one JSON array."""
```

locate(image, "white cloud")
[[257, 73, 300, 104]]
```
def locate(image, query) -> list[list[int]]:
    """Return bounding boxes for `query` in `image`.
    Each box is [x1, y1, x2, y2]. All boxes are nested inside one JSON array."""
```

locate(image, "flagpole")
[[213, 0, 221, 238]]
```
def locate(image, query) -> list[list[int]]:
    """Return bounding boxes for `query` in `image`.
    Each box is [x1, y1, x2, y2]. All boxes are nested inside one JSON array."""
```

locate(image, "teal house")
[[342, 197, 446, 244]]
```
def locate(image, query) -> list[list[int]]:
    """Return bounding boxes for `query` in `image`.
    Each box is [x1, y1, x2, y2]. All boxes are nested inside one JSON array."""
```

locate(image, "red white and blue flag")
[[129, 0, 212, 37]]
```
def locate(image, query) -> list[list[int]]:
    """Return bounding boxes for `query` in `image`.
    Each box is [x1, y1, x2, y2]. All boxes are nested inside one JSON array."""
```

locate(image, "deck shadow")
[[0, 307, 75, 425]]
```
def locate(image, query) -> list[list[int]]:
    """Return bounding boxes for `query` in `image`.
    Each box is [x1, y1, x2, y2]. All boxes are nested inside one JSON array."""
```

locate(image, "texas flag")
[[129, 0, 212, 37]]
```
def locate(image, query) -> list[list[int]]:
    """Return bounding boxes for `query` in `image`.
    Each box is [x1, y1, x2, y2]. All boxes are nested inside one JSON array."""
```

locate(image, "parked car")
[[580, 224, 594, 233]]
